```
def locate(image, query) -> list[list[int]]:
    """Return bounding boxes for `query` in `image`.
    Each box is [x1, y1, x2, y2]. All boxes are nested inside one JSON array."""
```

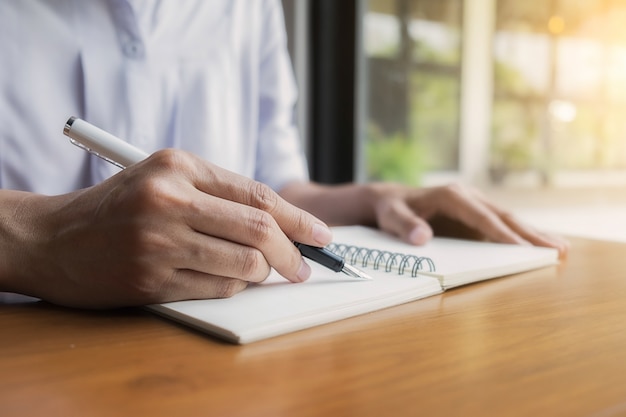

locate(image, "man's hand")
[[0, 150, 332, 308], [279, 181, 569, 258], [370, 183, 569, 257]]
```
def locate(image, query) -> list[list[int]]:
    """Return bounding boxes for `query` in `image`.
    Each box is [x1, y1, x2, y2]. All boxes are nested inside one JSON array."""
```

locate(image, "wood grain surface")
[[2, 237, 626, 417]]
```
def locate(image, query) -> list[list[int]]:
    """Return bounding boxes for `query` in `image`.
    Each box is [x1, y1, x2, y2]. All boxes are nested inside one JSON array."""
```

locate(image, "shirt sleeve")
[[253, 0, 309, 191]]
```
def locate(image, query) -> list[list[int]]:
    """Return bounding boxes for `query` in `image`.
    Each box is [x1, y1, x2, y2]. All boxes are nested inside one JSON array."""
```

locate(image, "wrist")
[[0, 191, 63, 297]]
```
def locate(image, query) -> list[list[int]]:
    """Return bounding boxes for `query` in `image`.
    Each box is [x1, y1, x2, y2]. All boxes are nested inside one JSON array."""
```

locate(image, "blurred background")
[[283, 0, 626, 242]]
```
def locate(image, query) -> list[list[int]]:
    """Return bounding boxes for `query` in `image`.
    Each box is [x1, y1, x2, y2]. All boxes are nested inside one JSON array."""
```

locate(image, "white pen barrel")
[[63, 117, 149, 168]]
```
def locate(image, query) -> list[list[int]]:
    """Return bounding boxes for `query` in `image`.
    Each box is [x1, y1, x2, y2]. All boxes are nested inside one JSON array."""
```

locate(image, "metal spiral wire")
[[326, 243, 436, 277]]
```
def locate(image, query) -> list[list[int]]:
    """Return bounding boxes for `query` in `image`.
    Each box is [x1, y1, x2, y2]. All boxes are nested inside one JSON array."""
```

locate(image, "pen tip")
[[342, 263, 373, 280]]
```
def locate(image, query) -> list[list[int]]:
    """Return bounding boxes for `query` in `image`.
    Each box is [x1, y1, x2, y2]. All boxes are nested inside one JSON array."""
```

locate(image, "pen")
[[63, 116, 372, 280], [293, 242, 371, 279]]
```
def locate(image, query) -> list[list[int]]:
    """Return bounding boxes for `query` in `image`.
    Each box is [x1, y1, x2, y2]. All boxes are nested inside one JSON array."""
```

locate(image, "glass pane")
[[603, 105, 626, 166], [606, 44, 626, 103], [362, 0, 462, 184], [494, 31, 551, 94], [492, 0, 626, 182], [411, 72, 460, 170], [490, 99, 543, 181], [552, 103, 626, 169], [364, 4, 401, 58], [555, 37, 604, 98], [409, 1, 462, 65]]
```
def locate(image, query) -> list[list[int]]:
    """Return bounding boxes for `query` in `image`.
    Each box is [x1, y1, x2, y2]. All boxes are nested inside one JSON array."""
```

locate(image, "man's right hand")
[[0, 149, 332, 308]]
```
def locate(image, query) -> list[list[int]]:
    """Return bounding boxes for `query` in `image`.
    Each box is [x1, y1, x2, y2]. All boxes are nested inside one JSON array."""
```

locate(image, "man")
[[0, 0, 567, 308]]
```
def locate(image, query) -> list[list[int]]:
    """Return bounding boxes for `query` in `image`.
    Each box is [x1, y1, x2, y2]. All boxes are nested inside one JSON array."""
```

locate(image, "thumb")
[[376, 197, 433, 245]]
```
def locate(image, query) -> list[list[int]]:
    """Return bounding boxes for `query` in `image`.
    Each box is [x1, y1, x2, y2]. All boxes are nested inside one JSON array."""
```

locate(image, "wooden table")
[[2, 237, 626, 417]]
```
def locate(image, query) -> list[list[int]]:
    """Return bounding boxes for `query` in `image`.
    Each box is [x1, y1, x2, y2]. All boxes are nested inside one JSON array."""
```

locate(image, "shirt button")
[[123, 40, 145, 58]]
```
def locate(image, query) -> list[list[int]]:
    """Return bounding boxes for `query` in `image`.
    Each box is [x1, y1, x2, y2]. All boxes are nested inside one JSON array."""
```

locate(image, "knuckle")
[[246, 210, 275, 244], [131, 175, 191, 216], [499, 209, 516, 222], [237, 247, 269, 282], [137, 176, 168, 200], [290, 209, 310, 235], [248, 181, 279, 212], [374, 196, 395, 216], [441, 183, 464, 199], [214, 279, 248, 298], [132, 179, 182, 216], [286, 208, 314, 231], [376, 196, 405, 219], [473, 213, 493, 230], [122, 267, 167, 303], [149, 148, 192, 171]]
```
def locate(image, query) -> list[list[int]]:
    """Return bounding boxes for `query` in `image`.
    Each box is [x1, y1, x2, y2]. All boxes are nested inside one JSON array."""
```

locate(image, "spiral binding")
[[326, 243, 436, 277]]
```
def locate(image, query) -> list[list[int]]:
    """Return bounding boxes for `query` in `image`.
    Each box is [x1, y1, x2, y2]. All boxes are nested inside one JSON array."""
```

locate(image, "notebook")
[[147, 226, 559, 344]]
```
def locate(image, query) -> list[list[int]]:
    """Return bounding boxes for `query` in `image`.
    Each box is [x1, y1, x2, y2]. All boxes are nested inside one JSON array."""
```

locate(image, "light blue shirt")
[[0, 0, 308, 194]]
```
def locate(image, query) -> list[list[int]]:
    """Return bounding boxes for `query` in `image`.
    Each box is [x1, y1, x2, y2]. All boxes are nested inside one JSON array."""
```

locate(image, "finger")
[[499, 214, 571, 258], [511, 223, 570, 258], [168, 232, 273, 283], [376, 197, 433, 245], [161, 269, 250, 302], [433, 185, 529, 245], [184, 154, 333, 247], [474, 193, 570, 257], [168, 184, 311, 283], [188, 197, 312, 283], [148, 151, 323, 282], [204, 197, 311, 282]]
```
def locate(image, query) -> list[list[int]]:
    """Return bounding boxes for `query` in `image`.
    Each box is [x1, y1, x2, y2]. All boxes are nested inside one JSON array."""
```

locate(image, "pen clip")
[[68, 137, 127, 170]]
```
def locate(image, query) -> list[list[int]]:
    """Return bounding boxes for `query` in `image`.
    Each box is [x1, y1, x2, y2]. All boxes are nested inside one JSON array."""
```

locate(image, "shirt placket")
[[110, 0, 154, 152]]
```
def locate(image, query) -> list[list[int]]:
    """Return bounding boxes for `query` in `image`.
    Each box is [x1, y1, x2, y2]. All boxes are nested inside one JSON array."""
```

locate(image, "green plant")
[[365, 125, 426, 186]]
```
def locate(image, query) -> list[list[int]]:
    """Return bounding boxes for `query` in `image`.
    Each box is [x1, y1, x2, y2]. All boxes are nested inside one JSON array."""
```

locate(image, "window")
[[493, 0, 626, 186], [356, 0, 626, 188], [361, 0, 463, 185]]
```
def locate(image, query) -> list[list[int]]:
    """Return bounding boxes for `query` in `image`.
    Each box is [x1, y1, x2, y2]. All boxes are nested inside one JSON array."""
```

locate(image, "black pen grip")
[[294, 242, 344, 273]]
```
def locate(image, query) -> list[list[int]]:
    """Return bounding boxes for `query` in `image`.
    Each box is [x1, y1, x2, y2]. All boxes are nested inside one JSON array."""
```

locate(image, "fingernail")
[[297, 259, 311, 282], [312, 223, 333, 246], [408, 226, 432, 245]]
